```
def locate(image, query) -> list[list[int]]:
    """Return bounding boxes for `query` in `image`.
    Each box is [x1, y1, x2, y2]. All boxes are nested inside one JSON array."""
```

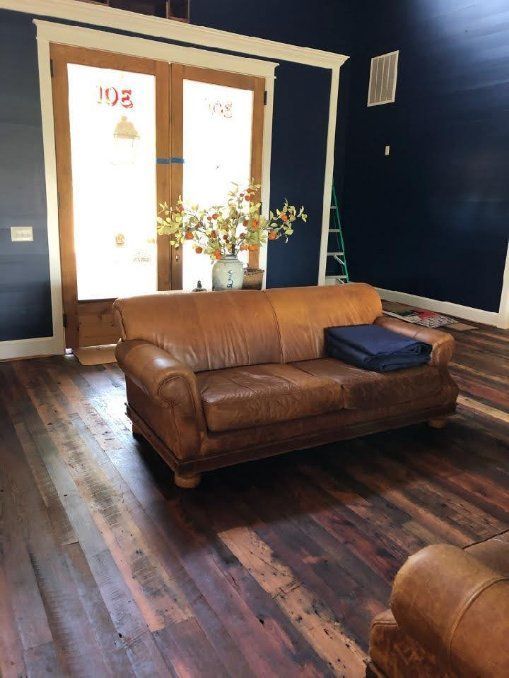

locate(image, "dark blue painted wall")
[[192, 1, 354, 287], [263, 63, 330, 288], [0, 12, 52, 341], [191, 0, 354, 54], [342, 0, 509, 312]]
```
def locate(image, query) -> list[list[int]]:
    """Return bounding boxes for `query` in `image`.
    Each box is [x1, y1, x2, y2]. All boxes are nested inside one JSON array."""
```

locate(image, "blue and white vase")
[[212, 254, 244, 291]]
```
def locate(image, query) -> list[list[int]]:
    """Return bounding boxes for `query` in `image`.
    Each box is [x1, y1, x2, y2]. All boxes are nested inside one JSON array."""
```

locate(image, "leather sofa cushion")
[[114, 284, 383, 371], [114, 290, 281, 372], [292, 358, 443, 410], [265, 283, 382, 363], [197, 363, 343, 432]]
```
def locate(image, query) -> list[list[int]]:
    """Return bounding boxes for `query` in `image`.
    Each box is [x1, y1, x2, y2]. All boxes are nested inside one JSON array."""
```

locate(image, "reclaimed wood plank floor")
[[0, 325, 508, 677]]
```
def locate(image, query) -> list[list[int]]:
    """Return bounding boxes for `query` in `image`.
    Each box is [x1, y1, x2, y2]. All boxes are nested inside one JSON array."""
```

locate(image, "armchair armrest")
[[391, 544, 509, 677], [375, 315, 455, 369], [116, 340, 206, 458]]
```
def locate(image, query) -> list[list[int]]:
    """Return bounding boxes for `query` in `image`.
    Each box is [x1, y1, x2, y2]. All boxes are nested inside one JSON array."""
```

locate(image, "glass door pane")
[[181, 79, 254, 291], [67, 64, 157, 300]]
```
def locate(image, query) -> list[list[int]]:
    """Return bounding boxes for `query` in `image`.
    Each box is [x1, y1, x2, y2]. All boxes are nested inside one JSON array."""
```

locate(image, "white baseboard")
[[376, 287, 506, 329], [0, 336, 64, 362]]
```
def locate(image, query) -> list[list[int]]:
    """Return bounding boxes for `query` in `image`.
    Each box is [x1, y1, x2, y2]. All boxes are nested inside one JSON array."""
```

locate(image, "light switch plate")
[[385, 145, 391, 156], [11, 226, 34, 242]]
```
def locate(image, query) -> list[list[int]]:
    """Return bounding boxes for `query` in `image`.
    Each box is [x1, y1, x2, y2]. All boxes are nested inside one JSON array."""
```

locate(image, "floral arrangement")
[[156, 182, 307, 260]]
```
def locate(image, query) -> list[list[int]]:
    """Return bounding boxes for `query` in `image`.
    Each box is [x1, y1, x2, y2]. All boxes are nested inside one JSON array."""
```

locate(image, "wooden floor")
[[0, 325, 508, 678]]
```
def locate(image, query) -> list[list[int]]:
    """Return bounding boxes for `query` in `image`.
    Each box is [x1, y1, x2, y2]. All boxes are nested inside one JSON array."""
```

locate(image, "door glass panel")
[[182, 79, 254, 291], [67, 64, 157, 300]]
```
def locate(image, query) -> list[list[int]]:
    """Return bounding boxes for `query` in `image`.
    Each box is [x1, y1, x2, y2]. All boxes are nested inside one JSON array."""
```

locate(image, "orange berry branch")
[[157, 182, 307, 261]]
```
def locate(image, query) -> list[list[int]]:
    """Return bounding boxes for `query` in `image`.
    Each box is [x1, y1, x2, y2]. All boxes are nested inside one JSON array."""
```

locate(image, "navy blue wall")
[[262, 62, 330, 288], [342, 0, 509, 312], [192, 0, 354, 287], [191, 0, 354, 53], [0, 12, 52, 341]]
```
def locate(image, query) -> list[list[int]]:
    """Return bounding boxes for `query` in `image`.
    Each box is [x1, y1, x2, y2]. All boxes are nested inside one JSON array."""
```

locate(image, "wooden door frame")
[[31, 21, 279, 361], [169, 64, 266, 286], [51, 44, 171, 348]]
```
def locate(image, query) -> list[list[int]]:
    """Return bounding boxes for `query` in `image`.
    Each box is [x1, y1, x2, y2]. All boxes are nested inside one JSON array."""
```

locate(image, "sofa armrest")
[[375, 315, 455, 369], [116, 340, 206, 453], [116, 339, 198, 405], [391, 544, 509, 677]]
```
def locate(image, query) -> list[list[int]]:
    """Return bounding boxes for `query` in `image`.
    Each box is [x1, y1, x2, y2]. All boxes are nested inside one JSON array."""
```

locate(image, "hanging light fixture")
[[112, 115, 139, 165]]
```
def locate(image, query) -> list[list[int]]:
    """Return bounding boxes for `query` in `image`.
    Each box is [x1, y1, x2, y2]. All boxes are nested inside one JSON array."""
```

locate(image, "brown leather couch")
[[113, 283, 458, 488], [369, 530, 509, 678]]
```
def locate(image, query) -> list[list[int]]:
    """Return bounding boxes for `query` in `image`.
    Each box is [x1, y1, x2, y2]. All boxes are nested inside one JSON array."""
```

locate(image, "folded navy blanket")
[[326, 324, 432, 373]]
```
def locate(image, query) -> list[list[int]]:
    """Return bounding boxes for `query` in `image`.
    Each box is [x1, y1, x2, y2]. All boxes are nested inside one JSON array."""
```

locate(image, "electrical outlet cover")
[[11, 226, 34, 242]]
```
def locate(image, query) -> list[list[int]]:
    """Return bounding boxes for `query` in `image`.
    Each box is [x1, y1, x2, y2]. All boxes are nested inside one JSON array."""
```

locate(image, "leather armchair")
[[369, 532, 509, 677]]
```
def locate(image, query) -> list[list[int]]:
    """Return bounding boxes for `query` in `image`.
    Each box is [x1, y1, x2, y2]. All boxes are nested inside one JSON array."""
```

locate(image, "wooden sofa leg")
[[365, 661, 385, 678], [174, 472, 202, 489], [428, 417, 448, 429], [132, 422, 143, 439]]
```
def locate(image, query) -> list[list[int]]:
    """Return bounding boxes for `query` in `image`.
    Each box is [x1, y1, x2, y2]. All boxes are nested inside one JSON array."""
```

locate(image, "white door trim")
[[498, 241, 509, 329], [0, 0, 348, 70], [35, 19, 279, 78], [318, 65, 340, 286]]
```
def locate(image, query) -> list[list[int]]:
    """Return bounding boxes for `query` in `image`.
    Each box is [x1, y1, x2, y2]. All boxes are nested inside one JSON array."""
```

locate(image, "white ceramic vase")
[[211, 254, 244, 291]]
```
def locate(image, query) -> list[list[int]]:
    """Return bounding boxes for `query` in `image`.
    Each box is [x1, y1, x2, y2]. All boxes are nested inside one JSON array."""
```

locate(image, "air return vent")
[[368, 51, 399, 106]]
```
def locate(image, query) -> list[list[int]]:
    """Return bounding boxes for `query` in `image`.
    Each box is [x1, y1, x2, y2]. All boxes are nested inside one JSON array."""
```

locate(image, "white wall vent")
[[367, 51, 399, 106]]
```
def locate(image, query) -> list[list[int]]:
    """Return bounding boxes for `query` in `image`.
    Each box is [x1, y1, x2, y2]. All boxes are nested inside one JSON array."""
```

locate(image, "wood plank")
[[63, 542, 137, 677], [77, 301, 119, 348], [21, 373, 193, 633], [218, 525, 366, 677], [160, 494, 330, 677], [0, 384, 106, 676], [204, 486, 383, 651], [0, 566, 27, 678], [15, 359, 255, 676], [3, 365, 172, 676]]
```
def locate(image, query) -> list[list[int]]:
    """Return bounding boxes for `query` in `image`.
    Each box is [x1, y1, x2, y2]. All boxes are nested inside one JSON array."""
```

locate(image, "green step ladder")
[[326, 184, 350, 284]]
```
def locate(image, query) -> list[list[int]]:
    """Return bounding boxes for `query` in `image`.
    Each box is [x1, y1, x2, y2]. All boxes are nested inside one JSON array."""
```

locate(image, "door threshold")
[[73, 344, 117, 366]]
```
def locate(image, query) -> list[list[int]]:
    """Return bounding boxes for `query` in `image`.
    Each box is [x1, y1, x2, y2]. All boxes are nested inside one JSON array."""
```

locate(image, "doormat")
[[74, 345, 116, 366], [382, 301, 476, 332]]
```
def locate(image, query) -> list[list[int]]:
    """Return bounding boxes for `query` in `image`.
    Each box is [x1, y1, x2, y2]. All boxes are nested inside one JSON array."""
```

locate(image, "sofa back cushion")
[[114, 289, 282, 372], [114, 283, 382, 372], [266, 283, 382, 362]]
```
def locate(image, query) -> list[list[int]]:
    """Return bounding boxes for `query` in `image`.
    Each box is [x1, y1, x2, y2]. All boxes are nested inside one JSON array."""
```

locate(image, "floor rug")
[[382, 301, 477, 331], [74, 345, 116, 366]]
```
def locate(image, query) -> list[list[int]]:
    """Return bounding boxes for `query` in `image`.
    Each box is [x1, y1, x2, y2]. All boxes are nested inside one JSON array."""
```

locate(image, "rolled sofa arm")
[[391, 544, 509, 677], [116, 339, 199, 405], [116, 339, 206, 458], [375, 315, 455, 369]]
